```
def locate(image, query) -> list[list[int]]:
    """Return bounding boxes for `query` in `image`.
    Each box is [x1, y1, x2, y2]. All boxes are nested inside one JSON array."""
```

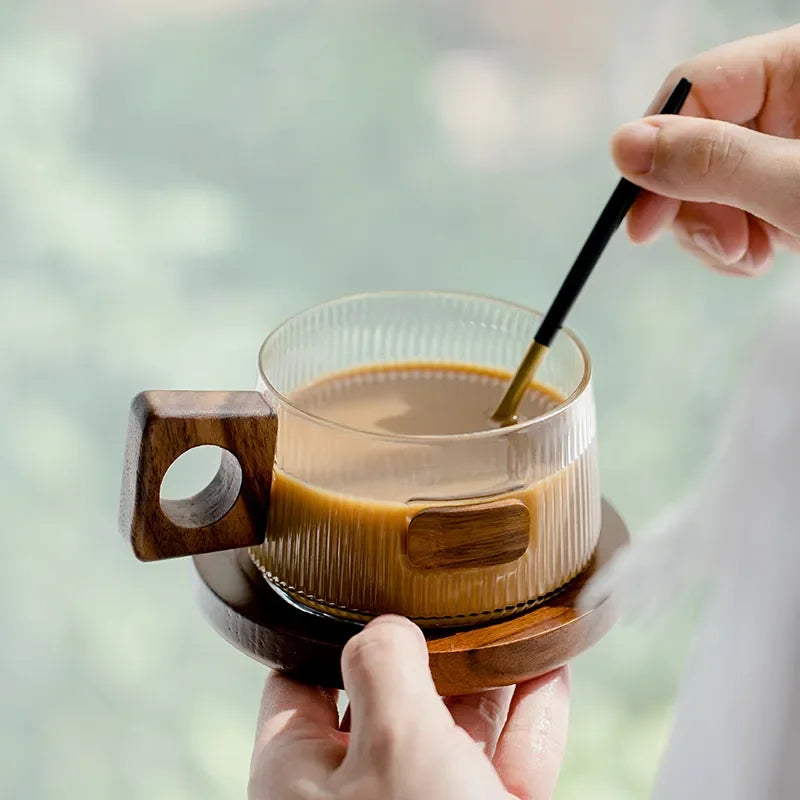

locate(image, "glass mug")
[[120, 291, 601, 627]]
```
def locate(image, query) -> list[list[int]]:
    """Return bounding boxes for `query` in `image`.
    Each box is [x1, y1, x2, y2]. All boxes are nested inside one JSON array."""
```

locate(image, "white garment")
[[582, 314, 800, 799]]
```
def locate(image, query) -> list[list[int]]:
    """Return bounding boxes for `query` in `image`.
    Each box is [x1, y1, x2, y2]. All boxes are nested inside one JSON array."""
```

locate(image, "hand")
[[611, 24, 800, 275], [249, 615, 569, 800]]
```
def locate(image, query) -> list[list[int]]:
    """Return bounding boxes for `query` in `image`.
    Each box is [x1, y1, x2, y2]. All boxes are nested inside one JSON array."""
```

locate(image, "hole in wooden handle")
[[160, 448, 243, 529], [406, 498, 530, 570]]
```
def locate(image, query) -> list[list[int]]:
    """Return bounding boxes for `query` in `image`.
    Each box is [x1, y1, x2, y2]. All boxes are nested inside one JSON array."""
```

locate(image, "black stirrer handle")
[[492, 77, 692, 426]]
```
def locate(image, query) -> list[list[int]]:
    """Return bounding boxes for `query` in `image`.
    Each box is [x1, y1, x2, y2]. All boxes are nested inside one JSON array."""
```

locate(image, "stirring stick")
[[491, 77, 692, 426]]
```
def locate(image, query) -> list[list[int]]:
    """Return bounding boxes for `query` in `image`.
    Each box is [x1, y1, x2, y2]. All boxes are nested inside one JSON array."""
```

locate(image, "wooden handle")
[[119, 391, 278, 561], [406, 498, 530, 570]]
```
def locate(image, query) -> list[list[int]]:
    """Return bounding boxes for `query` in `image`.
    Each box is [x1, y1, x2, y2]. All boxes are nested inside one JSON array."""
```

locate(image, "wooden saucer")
[[192, 499, 628, 695]]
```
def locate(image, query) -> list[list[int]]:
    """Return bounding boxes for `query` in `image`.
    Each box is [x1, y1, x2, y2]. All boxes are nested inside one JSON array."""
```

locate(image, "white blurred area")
[[2, 1, 798, 799], [584, 302, 800, 799]]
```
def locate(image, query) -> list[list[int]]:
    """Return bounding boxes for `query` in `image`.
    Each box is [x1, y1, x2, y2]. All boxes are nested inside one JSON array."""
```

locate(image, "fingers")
[[444, 686, 514, 757], [612, 115, 800, 236], [493, 667, 570, 800], [672, 203, 773, 276], [620, 26, 800, 254], [643, 25, 800, 125], [340, 615, 451, 760], [624, 26, 786, 245], [249, 672, 345, 799], [626, 192, 680, 244], [640, 199, 756, 272], [743, 215, 774, 273], [674, 202, 749, 266], [762, 220, 800, 252]]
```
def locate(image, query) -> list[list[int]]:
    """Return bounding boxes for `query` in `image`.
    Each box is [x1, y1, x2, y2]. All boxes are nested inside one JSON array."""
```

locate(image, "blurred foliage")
[[1, 2, 797, 799]]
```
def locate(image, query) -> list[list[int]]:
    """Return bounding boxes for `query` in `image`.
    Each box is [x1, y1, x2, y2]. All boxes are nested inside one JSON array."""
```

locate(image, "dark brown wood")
[[193, 499, 628, 695], [120, 390, 277, 561], [407, 498, 530, 569]]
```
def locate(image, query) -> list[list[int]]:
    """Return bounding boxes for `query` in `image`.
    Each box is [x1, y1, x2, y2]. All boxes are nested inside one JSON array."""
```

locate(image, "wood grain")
[[407, 498, 530, 569], [193, 499, 628, 695], [120, 390, 277, 561]]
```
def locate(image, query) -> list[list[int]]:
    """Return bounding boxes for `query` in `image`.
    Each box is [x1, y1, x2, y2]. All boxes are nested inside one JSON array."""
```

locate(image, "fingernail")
[[727, 253, 763, 277], [366, 614, 415, 630], [691, 231, 724, 260], [613, 122, 658, 174], [363, 614, 426, 647]]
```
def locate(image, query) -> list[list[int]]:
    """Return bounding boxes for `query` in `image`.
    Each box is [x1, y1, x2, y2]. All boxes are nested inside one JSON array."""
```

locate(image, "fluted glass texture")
[[251, 292, 600, 626]]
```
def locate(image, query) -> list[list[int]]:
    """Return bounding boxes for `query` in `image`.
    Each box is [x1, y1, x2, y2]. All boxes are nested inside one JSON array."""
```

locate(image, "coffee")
[[249, 362, 599, 625], [287, 362, 562, 437]]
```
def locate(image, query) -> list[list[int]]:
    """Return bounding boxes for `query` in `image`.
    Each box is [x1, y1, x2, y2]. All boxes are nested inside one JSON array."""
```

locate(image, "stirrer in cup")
[[491, 77, 692, 426]]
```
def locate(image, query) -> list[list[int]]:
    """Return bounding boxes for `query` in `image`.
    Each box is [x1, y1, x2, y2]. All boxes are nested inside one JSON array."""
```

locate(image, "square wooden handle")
[[119, 390, 277, 561]]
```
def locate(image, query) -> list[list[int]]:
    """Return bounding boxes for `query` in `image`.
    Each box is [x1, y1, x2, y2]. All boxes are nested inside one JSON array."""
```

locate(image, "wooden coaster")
[[192, 499, 628, 695]]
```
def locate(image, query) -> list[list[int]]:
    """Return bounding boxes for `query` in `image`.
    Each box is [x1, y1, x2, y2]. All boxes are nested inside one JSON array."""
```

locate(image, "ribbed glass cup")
[[250, 291, 600, 627]]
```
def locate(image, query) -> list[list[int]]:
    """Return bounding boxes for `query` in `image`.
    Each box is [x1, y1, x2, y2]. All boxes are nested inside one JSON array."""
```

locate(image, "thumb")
[[612, 115, 800, 236], [340, 616, 451, 760]]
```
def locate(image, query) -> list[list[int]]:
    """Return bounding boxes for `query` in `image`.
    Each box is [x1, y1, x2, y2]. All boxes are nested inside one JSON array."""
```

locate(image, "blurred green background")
[[1, 2, 796, 798]]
